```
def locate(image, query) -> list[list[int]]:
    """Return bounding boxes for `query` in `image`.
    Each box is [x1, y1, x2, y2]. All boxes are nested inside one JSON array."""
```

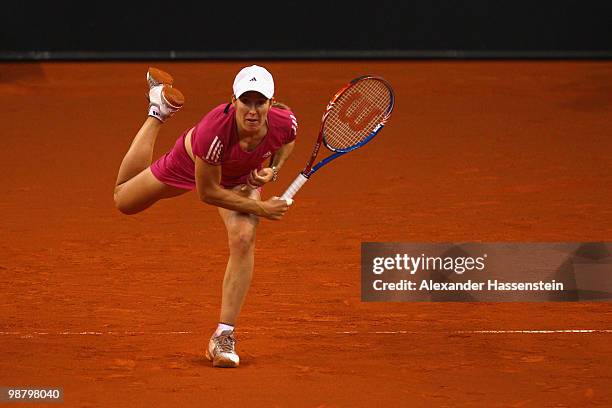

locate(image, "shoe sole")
[[205, 349, 239, 368], [162, 87, 185, 109], [147, 67, 174, 87]]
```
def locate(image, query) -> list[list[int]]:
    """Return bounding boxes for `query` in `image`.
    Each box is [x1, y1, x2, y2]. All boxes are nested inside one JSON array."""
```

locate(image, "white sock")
[[214, 323, 234, 336], [148, 105, 163, 122]]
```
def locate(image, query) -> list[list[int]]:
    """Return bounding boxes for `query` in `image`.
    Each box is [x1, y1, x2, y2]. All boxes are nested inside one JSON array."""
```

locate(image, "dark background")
[[2, 1, 612, 59]]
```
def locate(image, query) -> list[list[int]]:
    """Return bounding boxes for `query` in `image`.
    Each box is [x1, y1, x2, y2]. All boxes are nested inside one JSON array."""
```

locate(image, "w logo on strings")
[[338, 92, 382, 131]]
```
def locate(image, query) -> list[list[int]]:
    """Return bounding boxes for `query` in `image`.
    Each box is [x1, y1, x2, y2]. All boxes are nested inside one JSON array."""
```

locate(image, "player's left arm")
[[247, 141, 296, 188]]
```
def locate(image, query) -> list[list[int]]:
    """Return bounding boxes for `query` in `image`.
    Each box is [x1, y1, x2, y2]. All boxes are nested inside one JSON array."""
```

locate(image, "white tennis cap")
[[232, 65, 274, 99]]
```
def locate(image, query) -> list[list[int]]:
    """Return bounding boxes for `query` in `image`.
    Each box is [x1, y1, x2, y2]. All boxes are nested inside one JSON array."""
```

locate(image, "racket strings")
[[324, 79, 391, 150]]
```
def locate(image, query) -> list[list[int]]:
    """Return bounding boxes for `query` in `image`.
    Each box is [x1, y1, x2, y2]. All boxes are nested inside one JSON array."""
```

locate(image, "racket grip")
[[281, 173, 309, 200]]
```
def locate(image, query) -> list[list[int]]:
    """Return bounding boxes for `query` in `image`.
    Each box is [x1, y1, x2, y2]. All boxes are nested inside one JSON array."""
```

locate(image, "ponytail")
[[271, 100, 291, 110]]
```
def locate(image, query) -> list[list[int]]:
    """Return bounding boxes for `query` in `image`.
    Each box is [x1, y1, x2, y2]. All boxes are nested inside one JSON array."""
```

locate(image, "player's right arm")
[[195, 157, 289, 220]]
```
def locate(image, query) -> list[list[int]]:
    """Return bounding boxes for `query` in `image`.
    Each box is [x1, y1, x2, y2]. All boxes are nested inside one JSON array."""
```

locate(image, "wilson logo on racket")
[[337, 92, 383, 131], [280, 75, 395, 203]]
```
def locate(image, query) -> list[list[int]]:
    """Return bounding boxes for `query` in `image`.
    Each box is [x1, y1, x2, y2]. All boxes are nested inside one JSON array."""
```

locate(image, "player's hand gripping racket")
[[281, 75, 395, 201]]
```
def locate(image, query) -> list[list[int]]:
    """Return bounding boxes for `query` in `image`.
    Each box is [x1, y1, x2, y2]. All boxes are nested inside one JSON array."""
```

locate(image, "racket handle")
[[281, 173, 309, 200]]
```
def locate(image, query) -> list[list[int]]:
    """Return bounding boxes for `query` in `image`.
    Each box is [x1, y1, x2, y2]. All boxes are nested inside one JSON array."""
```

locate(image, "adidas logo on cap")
[[233, 65, 274, 99]]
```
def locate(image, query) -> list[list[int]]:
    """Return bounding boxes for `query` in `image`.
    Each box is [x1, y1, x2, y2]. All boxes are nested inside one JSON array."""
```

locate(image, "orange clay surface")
[[1, 61, 611, 407]]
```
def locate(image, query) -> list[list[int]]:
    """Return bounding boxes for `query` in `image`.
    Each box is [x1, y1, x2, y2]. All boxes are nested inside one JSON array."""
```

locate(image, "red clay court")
[[1, 61, 611, 406]]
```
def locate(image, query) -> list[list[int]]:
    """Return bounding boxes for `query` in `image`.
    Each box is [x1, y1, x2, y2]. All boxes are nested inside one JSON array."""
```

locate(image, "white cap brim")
[[234, 83, 274, 99]]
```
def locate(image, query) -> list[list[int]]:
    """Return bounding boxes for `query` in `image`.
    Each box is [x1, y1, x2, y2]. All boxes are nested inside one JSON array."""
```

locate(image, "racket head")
[[321, 76, 395, 153]]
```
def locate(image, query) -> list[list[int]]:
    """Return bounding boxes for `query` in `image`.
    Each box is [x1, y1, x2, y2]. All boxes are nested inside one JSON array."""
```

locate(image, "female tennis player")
[[113, 65, 297, 368]]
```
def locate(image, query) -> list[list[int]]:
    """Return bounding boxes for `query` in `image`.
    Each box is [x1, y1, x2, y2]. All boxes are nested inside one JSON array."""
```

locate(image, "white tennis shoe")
[[205, 330, 240, 368], [146, 67, 184, 122]]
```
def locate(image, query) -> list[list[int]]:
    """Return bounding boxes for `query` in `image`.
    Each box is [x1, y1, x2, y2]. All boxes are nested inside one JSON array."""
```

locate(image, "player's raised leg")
[[114, 68, 186, 215]]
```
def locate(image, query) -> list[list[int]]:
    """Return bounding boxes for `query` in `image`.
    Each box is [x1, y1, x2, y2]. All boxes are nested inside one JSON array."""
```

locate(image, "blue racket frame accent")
[[307, 123, 386, 176]]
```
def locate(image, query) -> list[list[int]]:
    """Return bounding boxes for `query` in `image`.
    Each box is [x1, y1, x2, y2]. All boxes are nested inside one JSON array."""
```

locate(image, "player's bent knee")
[[115, 202, 142, 215], [114, 196, 138, 215], [113, 188, 145, 215]]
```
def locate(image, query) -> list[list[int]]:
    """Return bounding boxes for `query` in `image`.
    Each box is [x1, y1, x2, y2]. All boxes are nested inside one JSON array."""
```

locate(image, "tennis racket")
[[281, 75, 395, 201]]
